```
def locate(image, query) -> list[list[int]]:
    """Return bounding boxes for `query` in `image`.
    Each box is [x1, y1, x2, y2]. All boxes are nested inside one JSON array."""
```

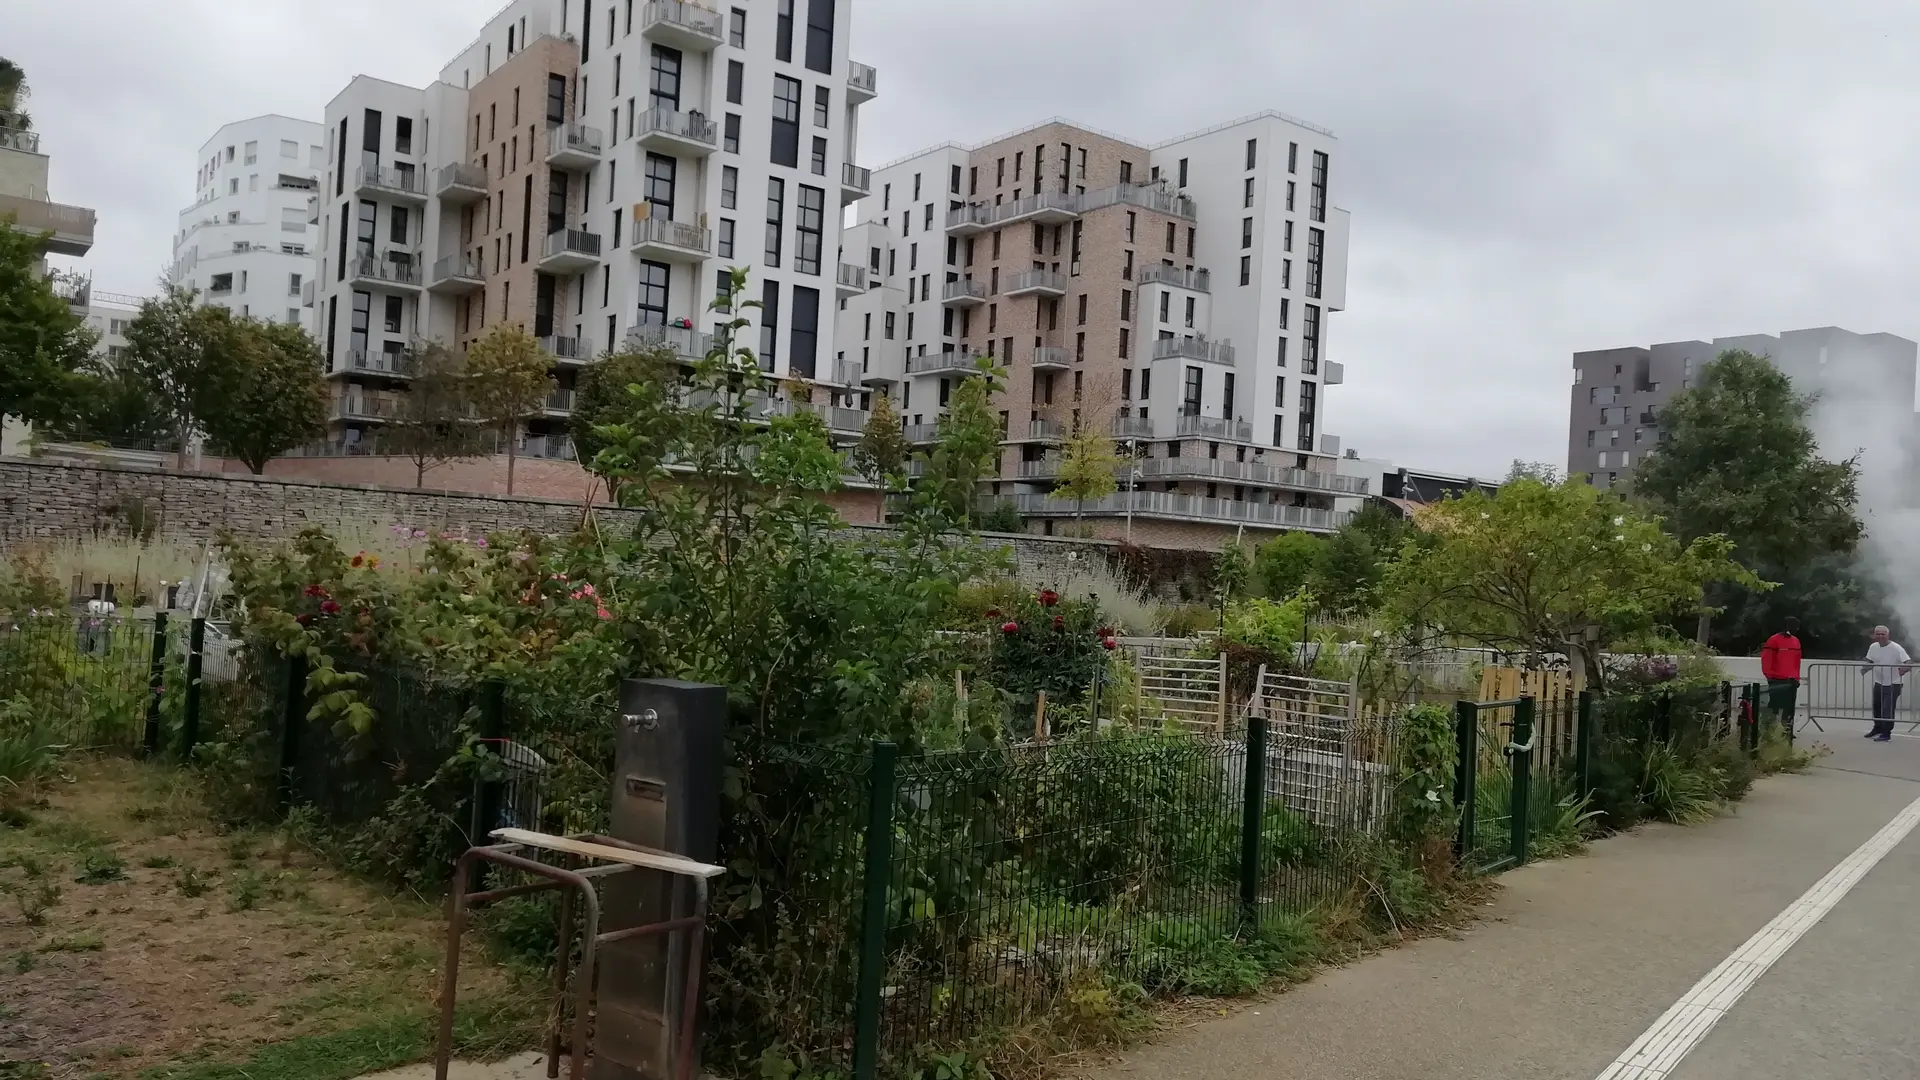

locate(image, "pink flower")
[[412, 529, 428, 539], [320, 600, 341, 615], [296, 613, 312, 626], [1037, 589, 1060, 608], [1001, 621, 1019, 635], [1052, 615, 1065, 630], [596, 607, 613, 621], [1102, 637, 1118, 650], [474, 537, 489, 549]]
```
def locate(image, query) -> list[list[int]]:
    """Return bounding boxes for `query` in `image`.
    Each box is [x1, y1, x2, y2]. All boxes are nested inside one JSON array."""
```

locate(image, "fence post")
[[1510, 697, 1535, 868], [141, 613, 168, 759], [1745, 683, 1764, 758], [1719, 681, 1733, 741], [1239, 715, 1269, 931], [179, 617, 206, 761], [851, 740, 899, 1080], [276, 654, 309, 811], [467, 682, 508, 889], [1575, 690, 1596, 803], [1452, 701, 1479, 860], [1216, 651, 1230, 734], [1655, 690, 1674, 744]]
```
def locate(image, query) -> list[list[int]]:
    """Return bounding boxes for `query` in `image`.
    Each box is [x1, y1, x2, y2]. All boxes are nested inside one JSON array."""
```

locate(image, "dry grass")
[[0, 758, 540, 1080]]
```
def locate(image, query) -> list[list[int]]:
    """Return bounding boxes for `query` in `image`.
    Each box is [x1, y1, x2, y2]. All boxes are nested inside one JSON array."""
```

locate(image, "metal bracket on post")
[[1239, 716, 1268, 932], [1508, 697, 1535, 868], [851, 740, 899, 1080]]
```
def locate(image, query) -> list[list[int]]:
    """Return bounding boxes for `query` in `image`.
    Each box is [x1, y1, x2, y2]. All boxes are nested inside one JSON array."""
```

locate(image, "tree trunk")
[[175, 425, 191, 472], [505, 424, 518, 495], [416, 459, 426, 488], [1695, 610, 1712, 646], [1076, 497, 1084, 537]]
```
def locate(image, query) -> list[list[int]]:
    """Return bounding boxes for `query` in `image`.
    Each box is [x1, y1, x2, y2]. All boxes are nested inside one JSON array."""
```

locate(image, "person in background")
[[1760, 617, 1803, 732], [1862, 625, 1912, 742]]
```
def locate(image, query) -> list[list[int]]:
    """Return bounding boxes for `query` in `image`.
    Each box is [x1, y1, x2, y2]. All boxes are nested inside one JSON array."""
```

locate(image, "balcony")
[[429, 254, 486, 294], [1015, 456, 1061, 479], [641, 0, 725, 51], [0, 194, 96, 256], [836, 262, 868, 299], [903, 423, 941, 444], [993, 192, 1081, 227], [1152, 336, 1236, 367], [349, 255, 424, 291], [848, 61, 878, 105], [354, 166, 428, 204], [306, 195, 320, 224], [778, 399, 867, 435], [840, 162, 872, 205], [435, 162, 489, 204], [1174, 414, 1253, 442], [0, 118, 39, 154], [826, 359, 864, 387], [1323, 360, 1345, 386], [540, 228, 603, 271], [630, 215, 711, 260], [1005, 268, 1067, 298], [1026, 418, 1064, 441], [905, 350, 987, 377], [1137, 456, 1369, 496], [1111, 415, 1155, 440], [541, 335, 589, 365], [988, 492, 1349, 533], [1031, 347, 1070, 371], [300, 280, 316, 307], [1138, 264, 1211, 292], [522, 435, 579, 461], [1101, 182, 1199, 221], [626, 321, 714, 361], [343, 349, 418, 380], [332, 395, 404, 422], [941, 277, 988, 307], [541, 388, 577, 416], [546, 123, 604, 169], [46, 271, 89, 308], [636, 107, 718, 155], [945, 203, 992, 235]]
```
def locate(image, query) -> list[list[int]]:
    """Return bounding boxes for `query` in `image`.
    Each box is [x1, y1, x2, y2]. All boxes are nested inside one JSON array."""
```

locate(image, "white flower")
[[1424, 789, 1441, 803], [1613, 516, 1625, 526], [1616, 534, 1626, 542], [1643, 543, 1652, 552], [1481, 512, 1491, 520]]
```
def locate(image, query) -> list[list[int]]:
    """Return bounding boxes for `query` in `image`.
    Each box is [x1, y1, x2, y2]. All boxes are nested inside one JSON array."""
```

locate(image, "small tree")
[[387, 342, 485, 487], [465, 323, 555, 495], [1255, 531, 1326, 600], [919, 358, 1006, 530], [0, 224, 96, 430], [122, 285, 242, 469], [573, 343, 675, 472], [197, 319, 327, 473], [854, 392, 910, 483], [1050, 419, 1121, 535]]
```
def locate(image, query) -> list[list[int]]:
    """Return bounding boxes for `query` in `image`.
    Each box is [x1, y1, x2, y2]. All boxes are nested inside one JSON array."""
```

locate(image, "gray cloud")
[[10, 0, 1917, 477]]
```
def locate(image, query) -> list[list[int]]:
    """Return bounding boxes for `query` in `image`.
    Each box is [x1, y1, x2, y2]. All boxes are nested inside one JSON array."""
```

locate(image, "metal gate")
[[1247, 671, 1388, 829], [1798, 660, 1920, 734], [1133, 650, 1229, 733]]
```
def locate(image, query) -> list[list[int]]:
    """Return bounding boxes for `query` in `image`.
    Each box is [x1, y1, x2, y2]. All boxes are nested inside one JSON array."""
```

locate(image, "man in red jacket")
[[1761, 617, 1803, 731]]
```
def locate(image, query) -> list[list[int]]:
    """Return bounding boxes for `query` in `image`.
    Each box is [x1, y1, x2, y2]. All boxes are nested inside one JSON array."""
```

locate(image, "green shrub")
[[0, 695, 67, 788], [74, 850, 126, 885], [1638, 743, 1719, 825]]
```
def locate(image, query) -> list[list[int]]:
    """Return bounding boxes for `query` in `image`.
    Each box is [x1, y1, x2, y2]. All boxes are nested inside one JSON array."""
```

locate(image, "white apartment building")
[[308, 0, 876, 457], [834, 112, 1361, 545], [78, 291, 146, 364], [169, 116, 327, 332]]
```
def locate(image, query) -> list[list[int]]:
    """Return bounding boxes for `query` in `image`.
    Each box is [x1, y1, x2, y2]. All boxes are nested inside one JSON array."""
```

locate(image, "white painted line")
[[1593, 792, 1920, 1080]]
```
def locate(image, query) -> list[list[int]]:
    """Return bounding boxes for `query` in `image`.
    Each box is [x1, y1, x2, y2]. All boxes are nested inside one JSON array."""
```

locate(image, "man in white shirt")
[[1862, 625, 1912, 741]]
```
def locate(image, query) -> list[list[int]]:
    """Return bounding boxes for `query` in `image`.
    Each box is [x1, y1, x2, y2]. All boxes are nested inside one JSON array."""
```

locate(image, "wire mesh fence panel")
[[1801, 660, 1919, 733], [1133, 651, 1228, 732], [1250, 671, 1385, 830], [1463, 701, 1522, 874], [0, 615, 159, 754], [281, 665, 473, 824]]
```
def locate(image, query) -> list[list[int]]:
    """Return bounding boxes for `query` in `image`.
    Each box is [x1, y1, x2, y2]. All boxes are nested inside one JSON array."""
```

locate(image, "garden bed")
[[0, 758, 539, 1080]]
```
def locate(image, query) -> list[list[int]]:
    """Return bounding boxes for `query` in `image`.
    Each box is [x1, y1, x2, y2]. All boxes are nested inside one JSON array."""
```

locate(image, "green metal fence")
[[0, 613, 180, 756]]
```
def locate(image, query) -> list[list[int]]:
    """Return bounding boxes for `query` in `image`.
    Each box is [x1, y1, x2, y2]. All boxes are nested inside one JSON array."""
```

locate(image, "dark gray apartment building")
[[1568, 327, 1917, 488]]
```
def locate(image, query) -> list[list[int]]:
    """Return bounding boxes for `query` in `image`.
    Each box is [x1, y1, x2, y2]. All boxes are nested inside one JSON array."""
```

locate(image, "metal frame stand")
[[435, 831, 722, 1080]]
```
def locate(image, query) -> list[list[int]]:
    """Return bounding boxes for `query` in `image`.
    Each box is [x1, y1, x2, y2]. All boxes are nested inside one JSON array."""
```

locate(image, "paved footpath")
[[1094, 718, 1920, 1080]]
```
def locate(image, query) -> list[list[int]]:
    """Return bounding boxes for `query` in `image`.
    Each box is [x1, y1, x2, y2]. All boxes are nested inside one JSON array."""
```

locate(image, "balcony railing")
[[1006, 268, 1067, 295], [333, 396, 404, 421], [1111, 415, 1154, 440], [541, 335, 585, 360], [830, 360, 864, 386], [1015, 456, 1062, 479], [945, 203, 993, 231], [543, 228, 604, 260], [1027, 418, 1064, 440], [355, 166, 426, 198], [1173, 414, 1253, 441], [848, 61, 878, 97], [632, 215, 711, 254], [903, 423, 942, 443], [300, 280, 316, 306], [941, 278, 988, 303], [989, 492, 1349, 532], [991, 192, 1081, 226], [1097, 182, 1199, 220], [1153, 336, 1236, 367], [545, 388, 577, 414], [345, 349, 418, 378], [836, 262, 868, 290], [642, 0, 726, 44], [1137, 456, 1368, 495], [1031, 347, 1069, 369], [1138, 264, 1211, 292], [626, 321, 714, 359], [436, 162, 488, 193], [350, 255, 423, 287], [431, 254, 484, 284], [522, 435, 580, 461], [841, 162, 872, 194], [548, 123, 605, 160], [0, 194, 96, 256], [637, 106, 718, 147], [0, 117, 40, 153], [905, 350, 988, 376]]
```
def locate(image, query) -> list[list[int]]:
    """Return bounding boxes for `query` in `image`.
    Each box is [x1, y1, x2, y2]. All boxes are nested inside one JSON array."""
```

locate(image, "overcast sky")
[[11, 0, 1920, 478]]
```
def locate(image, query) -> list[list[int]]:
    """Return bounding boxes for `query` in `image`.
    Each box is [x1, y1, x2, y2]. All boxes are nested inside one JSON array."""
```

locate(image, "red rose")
[[1102, 637, 1118, 650], [1097, 626, 1114, 637], [985, 608, 1002, 619], [295, 613, 311, 626], [303, 584, 326, 598], [1001, 621, 1019, 635], [320, 600, 341, 615], [350, 554, 364, 568], [1037, 589, 1060, 607], [1052, 615, 1065, 630]]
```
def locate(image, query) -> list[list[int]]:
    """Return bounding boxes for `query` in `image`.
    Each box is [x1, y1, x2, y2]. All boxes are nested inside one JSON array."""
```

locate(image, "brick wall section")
[[0, 458, 1135, 585]]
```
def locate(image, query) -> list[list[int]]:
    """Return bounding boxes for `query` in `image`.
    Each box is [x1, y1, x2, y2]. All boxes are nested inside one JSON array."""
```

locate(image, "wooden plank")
[[490, 828, 727, 879]]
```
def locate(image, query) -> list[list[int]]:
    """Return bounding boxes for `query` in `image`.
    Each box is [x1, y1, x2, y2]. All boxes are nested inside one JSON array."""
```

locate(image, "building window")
[[390, 204, 410, 245], [355, 199, 377, 259], [645, 152, 677, 218], [1310, 151, 1328, 223], [1120, 289, 1131, 320], [813, 85, 830, 127], [1239, 256, 1251, 286], [1275, 375, 1286, 403], [718, 218, 735, 257], [790, 286, 821, 376], [1123, 249, 1134, 280], [1158, 292, 1170, 323], [1278, 298, 1290, 330], [637, 260, 670, 325], [950, 164, 962, 194], [1185, 296, 1196, 328], [771, 75, 801, 167], [1297, 381, 1317, 451], [1281, 259, 1291, 289], [795, 185, 825, 275], [765, 177, 785, 266], [884, 311, 894, 339], [724, 113, 741, 153], [1177, 157, 1188, 187], [1245, 137, 1257, 170], [811, 136, 827, 175], [1182, 366, 1203, 415], [1119, 327, 1130, 359], [1241, 217, 1253, 249], [726, 59, 743, 105], [1283, 220, 1293, 252], [1244, 177, 1255, 208], [717, 166, 738, 211], [1288, 142, 1298, 173], [1301, 304, 1321, 375], [350, 290, 370, 354], [775, 0, 794, 61], [1306, 227, 1324, 299], [729, 6, 746, 47], [759, 279, 780, 370], [383, 294, 403, 333]]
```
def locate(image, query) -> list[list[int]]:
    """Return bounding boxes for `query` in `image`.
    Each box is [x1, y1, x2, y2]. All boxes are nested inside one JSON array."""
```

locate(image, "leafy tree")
[[200, 319, 327, 473], [1305, 503, 1408, 614], [1385, 477, 1757, 687], [1254, 531, 1326, 600], [1050, 418, 1121, 535], [572, 343, 674, 471], [853, 391, 910, 483], [55, 352, 172, 450], [387, 343, 486, 487], [0, 224, 96, 430], [0, 57, 29, 129], [918, 358, 1006, 530], [122, 285, 241, 469], [465, 323, 555, 495], [1505, 459, 1561, 483], [1633, 349, 1863, 644]]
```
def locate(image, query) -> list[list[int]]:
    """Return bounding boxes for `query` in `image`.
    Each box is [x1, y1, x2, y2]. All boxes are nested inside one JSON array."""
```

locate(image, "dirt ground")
[[0, 758, 528, 1079]]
